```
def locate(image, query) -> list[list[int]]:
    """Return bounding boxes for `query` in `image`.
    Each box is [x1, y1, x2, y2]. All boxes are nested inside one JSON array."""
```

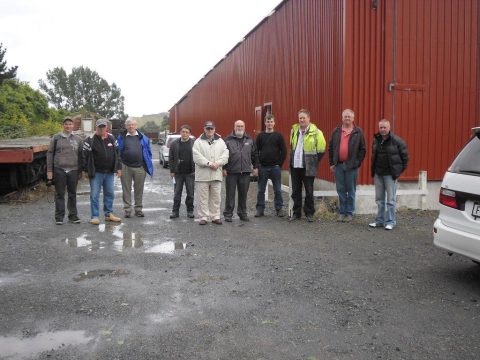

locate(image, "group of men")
[[47, 117, 153, 225], [47, 108, 408, 230]]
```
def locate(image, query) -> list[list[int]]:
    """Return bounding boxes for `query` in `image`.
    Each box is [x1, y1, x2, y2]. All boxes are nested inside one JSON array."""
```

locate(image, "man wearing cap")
[[223, 120, 258, 222], [117, 118, 154, 218], [82, 118, 122, 225], [192, 120, 229, 225], [169, 124, 195, 219], [47, 116, 83, 225]]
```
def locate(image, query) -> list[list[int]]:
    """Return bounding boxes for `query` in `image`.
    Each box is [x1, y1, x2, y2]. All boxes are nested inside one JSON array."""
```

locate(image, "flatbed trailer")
[[0, 137, 51, 195]]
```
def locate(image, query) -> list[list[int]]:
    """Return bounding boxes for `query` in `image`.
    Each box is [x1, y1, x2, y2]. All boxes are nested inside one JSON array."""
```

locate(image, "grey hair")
[[342, 109, 354, 117]]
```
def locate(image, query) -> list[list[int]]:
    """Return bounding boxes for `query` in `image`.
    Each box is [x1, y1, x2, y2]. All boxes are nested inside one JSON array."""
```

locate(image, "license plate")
[[472, 202, 480, 219]]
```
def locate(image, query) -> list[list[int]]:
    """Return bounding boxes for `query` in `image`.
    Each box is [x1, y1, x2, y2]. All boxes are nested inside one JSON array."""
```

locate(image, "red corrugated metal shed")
[[170, 0, 479, 184]]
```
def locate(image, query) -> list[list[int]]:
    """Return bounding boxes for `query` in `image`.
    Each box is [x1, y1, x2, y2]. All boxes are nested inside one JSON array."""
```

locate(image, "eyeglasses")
[[205, 127, 214, 130]]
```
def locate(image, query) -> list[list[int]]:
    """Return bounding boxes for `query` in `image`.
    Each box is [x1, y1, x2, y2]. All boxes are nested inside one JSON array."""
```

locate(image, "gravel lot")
[[0, 145, 479, 360]]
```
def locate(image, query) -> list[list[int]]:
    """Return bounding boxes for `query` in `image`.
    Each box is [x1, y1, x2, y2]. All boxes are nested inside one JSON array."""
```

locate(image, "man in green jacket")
[[289, 109, 326, 222]]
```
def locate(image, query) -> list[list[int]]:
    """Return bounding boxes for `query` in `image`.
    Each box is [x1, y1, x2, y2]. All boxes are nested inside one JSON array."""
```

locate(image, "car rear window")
[[449, 135, 480, 175]]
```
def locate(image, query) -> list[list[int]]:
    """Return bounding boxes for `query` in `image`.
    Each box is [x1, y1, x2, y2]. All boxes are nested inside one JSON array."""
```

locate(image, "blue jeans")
[[90, 172, 115, 218], [374, 174, 397, 226], [334, 163, 358, 216], [256, 165, 283, 211]]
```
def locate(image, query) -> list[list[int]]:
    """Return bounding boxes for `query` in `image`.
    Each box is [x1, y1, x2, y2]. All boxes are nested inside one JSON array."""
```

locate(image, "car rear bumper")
[[433, 218, 480, 262]]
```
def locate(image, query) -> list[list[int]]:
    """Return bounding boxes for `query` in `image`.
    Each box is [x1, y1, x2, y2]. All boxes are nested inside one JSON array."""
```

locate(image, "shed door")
[[383, 0, 478, 180]]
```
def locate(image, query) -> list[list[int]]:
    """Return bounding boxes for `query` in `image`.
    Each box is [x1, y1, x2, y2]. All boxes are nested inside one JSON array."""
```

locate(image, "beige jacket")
[[193, 133, 229, 182]]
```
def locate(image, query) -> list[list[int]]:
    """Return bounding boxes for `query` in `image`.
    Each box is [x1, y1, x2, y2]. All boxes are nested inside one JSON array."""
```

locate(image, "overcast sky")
[[0, 0, 281, 116]]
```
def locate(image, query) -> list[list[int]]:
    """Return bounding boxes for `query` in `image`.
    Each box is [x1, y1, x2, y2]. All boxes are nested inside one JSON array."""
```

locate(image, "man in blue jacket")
[[117, 118, 154, 218]]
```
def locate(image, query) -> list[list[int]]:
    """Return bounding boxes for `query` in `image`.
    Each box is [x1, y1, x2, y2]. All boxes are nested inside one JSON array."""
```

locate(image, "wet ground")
[[0, 145, 479, 360]]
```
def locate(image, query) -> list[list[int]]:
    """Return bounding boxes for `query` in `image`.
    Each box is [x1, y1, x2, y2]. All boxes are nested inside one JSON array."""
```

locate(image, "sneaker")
[[55, 219, 63, 225], [187, 211, 195, 218], [337, 214, 346, 222], [212, 219, 222, 225], [69, 216, 81, 224], [224, 216, 233, 223], [368, 222, 382, 228], [344, 215, 353, 223], [239, 215, 250, 222], [124, 211, 131, 218], [199, 219, 208, 225], [385, 224, 394, 230], [306, 215, 315, 222], [135, 211, 144, 217], [169, 212, 179, 219], [254, 209, 264, 217], [90, 218, 100, 225], [276, 209, 286, 217], [105, 213, 121, 222]]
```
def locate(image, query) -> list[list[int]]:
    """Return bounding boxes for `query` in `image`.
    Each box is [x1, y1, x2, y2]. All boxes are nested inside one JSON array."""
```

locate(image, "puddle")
[[145, 241, 186, 254], [65, 234, 104, 251], [0, 330, 93, 358], [65, 227, 187, 254], [73, 269, 129, 282], [113, 232, 144, 251]]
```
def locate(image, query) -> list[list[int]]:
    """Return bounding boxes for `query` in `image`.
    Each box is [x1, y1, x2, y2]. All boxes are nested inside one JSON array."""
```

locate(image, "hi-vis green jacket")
[[289, 123, 326, 176]]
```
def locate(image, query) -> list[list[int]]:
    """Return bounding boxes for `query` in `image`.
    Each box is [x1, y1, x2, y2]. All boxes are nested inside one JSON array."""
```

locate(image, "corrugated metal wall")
[[171, 0, 344, 181], [171, 0, 479, 183], [343, 0, 479, 181]]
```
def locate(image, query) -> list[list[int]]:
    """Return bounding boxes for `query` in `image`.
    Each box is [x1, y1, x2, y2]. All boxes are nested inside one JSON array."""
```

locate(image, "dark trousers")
[[173, 173, 195, 213], [54, 167, 78, 220], [223, 173, 251, 217], [290, 167, 315, 217]]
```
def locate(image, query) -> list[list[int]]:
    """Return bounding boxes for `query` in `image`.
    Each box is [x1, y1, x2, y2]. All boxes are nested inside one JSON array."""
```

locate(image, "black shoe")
[[239, 215, 249, 222], [254, 210, 264, 217], [169, 212, 179, 219], [306, 215, 315, 222], [135, 211, 145, 217], [187, 211, 194, 218], [289, 214, 301, 221], [224, 216, 233, 222], [69, 215, 81, 224], [276, 209, 286, 217], [55, 219, 63, 225]]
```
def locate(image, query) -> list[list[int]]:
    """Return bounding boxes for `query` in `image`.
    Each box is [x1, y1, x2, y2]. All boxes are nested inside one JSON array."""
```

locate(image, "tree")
[[0, 80, 63, 139], [0, 43, 18, 85], [140, 121, 160, 133], [39, 66, 126, 120]]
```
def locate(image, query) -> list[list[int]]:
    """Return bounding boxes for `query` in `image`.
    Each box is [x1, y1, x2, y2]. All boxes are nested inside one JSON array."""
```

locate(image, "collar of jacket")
[[292, 123, 318, 134], [374, 132, 392, 141], [225, 131, 252, 141], [200, 133, 220, 141]]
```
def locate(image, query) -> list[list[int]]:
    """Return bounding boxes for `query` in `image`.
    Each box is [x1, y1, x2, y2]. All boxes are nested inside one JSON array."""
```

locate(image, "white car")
[[159, 134, 195, 169], [433, 127, 480, 264]]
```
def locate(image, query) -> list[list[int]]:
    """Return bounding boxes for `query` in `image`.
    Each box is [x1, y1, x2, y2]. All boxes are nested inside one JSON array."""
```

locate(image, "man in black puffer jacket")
[[369, 119, 409, 230], [223, 120, 259, 222]]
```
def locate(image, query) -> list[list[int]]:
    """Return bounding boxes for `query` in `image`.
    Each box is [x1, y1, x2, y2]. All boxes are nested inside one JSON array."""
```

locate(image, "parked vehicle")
[[433, 127, 480, 264], [159, 134, 195, 169], [0, 137, 50, 195]]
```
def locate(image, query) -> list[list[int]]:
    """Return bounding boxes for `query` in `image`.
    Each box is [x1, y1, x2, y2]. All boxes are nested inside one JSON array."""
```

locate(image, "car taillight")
[[439, 187, 458, 209]]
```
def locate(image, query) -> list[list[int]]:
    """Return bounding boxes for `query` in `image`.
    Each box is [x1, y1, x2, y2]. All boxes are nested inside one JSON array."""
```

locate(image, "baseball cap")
[[62, 116, 73, 124], [204, 120, 215, 128], [96, 118, 108, 127]]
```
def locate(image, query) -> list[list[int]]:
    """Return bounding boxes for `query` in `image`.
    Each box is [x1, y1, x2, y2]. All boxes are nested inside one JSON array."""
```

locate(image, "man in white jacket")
[[192, 120, 229, 225]]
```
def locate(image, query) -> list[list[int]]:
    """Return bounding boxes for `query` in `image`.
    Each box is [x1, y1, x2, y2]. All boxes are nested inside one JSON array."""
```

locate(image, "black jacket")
[[224, 132, 258, 173], [328, 126, 366, 169], [169, 137, 195, 174], [371, 132, 409, 179], [82, 134, 121, 178]]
